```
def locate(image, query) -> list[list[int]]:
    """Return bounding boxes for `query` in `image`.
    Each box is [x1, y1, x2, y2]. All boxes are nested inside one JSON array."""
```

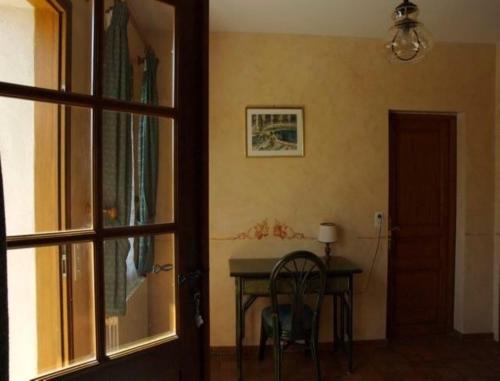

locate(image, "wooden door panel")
[[396, 128, 443, 228], [34, 5, 64, 372], [388, 113, 456, 338], [395, 238, 441, 265], [394, 270, 439, 324]]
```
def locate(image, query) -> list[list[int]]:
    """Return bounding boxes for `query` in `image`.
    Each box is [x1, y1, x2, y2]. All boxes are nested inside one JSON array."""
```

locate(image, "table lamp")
[[318, 222, 337, 259]]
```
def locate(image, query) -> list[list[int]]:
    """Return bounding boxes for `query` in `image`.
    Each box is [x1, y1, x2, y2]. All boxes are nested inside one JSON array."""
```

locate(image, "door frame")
[[387, 110, 457, 339]]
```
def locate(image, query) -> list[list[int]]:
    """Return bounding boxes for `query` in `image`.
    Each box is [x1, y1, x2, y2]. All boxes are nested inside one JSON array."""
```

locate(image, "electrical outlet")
[[374, 212, 384, 228]]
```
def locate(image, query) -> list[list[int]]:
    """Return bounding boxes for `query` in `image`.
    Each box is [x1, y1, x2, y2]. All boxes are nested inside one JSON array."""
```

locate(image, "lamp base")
[[324, 242, 332, 258]]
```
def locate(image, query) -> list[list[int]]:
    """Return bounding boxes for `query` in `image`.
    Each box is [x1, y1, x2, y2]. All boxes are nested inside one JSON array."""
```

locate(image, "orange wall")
[[209, 32, 497, 346]]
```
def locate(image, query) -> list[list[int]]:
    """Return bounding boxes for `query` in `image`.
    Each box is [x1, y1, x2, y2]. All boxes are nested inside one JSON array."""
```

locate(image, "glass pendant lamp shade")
[[385, 0, 433, 63]]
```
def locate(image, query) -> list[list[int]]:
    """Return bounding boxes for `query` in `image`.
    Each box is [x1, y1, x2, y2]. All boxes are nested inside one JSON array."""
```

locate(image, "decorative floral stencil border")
[[212, 219, 315, 241]]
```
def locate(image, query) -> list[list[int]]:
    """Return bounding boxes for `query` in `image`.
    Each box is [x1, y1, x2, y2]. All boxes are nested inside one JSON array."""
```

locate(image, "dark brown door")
[[388, 112, 456, 338]]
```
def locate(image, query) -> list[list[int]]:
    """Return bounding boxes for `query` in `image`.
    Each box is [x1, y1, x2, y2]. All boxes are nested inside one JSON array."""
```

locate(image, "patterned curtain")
[[102, 2, 133, 316], [0, 157, 8, 380], [136, 51, 159, 275]]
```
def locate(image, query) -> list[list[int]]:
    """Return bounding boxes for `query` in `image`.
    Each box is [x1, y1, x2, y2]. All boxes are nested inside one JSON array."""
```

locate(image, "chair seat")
[[262, 304, 313, 338]]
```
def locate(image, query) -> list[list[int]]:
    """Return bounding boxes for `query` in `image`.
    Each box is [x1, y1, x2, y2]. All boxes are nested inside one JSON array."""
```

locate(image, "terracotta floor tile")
[[210, 337, 500, 380]]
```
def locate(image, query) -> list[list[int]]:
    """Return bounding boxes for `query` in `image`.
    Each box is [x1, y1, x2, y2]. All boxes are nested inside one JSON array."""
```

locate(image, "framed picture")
[[246, 107, 304, 157]]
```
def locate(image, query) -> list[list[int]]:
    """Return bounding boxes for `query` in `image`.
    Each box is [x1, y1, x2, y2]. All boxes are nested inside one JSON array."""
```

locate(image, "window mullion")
[[5, 230, 97, 250], [92, 0, 107, 364]]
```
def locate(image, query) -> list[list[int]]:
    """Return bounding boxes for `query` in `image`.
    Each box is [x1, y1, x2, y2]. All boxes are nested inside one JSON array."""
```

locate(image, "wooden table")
[[229, 256, 363, 380]]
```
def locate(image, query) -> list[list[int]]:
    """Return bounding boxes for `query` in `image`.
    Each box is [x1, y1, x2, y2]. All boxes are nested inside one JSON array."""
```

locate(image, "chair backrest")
[[269, 251, 327, 341]]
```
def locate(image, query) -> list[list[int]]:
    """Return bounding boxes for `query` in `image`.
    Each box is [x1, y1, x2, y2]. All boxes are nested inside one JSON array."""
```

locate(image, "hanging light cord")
[[356, 216, 384, 295]]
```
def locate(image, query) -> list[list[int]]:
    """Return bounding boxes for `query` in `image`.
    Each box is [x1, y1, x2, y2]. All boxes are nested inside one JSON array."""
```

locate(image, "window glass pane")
[[0, 98, 92, 236], [104, 233, 176, 355], [102, 0, 175, 107], [0, 0, 93, 94], [7, 242, 95, 380], [102, 111, 174, 227]]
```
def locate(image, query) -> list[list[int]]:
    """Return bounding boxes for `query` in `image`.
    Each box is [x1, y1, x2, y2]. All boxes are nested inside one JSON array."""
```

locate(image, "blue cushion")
[[262, 304, 314, 334]]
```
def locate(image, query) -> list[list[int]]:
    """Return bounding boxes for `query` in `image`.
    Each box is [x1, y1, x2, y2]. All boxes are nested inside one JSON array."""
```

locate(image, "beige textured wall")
[[0, 4, 38, 379], [494, 44, 500, 341], [209, 32, 496, 346]]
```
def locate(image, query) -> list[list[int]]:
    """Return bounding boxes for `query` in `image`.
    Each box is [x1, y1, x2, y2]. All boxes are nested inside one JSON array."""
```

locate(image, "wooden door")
[[0, 0, 208, 379], [61, 1, 209, 380], [388, 112, 456, 338], [33, 1, 65, 372]]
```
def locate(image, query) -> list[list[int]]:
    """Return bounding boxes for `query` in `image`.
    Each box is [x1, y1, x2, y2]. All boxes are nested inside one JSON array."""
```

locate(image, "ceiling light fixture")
[[385, 0, 433, 63]]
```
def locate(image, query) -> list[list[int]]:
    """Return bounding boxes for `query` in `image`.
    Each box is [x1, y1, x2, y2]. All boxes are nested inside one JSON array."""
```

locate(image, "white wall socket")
[[374, 212, 384, 228]]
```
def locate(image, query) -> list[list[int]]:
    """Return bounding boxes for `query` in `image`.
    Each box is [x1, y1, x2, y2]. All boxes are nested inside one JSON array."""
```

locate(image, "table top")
[[229, 255, 362, 278]]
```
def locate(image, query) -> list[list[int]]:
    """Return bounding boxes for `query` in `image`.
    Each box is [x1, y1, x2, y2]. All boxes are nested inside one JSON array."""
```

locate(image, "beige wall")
[[209, 32, 496, 346], [0, 4, 38, 380], [117, 280, 149, 348], [0, 4, 35, 236], [494, 44, 500, 341]]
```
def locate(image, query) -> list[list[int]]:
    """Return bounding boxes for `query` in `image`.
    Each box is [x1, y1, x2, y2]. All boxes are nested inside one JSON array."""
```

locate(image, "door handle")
[[390, 226, 400, 232], [179, 270, 205, 328], [152, 263, 174, 273], [179, 270, 203, 284]]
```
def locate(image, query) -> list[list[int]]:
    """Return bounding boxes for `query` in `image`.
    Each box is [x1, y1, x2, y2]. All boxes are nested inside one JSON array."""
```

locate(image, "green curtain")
[[102, 2, 133, 316], [136, 51, 159, 276]]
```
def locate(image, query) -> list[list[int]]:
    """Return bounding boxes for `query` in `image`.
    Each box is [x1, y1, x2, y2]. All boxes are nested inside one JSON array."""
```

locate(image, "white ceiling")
[[210, 0, 500, 44], [127, 0, 174, 34]]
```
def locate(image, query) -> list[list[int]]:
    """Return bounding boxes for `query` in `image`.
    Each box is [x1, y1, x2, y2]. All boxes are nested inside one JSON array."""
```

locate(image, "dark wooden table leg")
[[348, 275, 354, 373], [243, 296, 258, 331], [236, 277, 243, 381], [340, 294, 345, 351], [333, 294, 338, 352]]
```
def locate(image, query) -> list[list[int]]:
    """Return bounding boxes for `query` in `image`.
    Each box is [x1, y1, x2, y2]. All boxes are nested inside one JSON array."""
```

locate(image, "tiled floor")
[[210, 336, 500, 380]]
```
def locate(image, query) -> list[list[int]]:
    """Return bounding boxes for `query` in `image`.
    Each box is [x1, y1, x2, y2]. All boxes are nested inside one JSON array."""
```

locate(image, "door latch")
[[193, 291, 204, 328], [178, 270, 202, 285], [179, 270, 204, 328]]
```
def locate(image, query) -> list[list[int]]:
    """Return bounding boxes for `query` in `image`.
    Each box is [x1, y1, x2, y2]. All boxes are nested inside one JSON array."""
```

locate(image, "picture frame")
[[246, 107, 304, 157]]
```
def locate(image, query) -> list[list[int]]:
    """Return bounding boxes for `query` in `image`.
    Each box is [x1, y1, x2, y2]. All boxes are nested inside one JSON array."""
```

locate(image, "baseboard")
[[210, 339, 388, 357], [451, 330, 495, 341]]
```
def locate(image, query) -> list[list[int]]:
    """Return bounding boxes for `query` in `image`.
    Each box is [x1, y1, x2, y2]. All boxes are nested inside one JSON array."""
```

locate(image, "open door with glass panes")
[[0, 0, 208, 380]]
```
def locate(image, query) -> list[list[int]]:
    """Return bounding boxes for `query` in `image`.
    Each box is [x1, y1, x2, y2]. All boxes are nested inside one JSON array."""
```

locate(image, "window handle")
[[103, 207, 118, 220], [84, 203, 118, 221]]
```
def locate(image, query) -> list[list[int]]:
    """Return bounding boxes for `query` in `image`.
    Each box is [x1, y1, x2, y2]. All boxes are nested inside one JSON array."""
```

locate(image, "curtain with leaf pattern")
[[136, 51, 159, 275], [102, 1, 133, 316]]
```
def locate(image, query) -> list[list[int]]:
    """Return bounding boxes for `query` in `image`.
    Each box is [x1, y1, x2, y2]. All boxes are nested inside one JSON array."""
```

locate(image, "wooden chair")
[[259, 251, 327, 381]]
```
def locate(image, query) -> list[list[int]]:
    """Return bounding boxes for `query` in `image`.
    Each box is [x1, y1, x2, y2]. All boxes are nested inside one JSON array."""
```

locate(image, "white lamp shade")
[[318, 223, 337, 243]]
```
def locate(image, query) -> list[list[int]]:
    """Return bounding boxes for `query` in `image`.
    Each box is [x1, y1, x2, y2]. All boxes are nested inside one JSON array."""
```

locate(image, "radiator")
[[105, 316, 119, 351]]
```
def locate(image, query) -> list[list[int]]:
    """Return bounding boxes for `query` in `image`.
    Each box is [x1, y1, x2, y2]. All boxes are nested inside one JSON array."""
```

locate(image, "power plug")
[[374, 212, 384, 228]]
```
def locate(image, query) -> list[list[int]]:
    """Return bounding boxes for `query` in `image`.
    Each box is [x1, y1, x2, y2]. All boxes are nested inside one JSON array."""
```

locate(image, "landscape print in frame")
[[246, 107, 304, 157]]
